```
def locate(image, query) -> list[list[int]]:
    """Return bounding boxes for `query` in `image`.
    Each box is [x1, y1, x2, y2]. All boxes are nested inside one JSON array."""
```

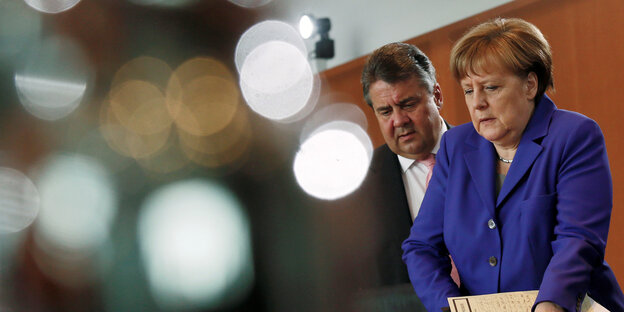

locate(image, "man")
[[361, 42, 449, 284], [325, 43, 450, 307], [362, 42, 447, 222]]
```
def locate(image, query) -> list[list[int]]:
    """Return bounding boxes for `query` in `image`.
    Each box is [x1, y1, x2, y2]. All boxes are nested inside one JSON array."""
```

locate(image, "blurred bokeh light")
[[242, 41, 308, 94], [294, 121, 372, 200], [236, 21, 319, 122], [177, 104, 253, 170], [33, 153, 117, 254], [14, 36, 92, 121], [169, 75, 239, 136], [228, 0, 273, 9], [235, 21, 307, 73], [109, 80, 172, 135], [0, 167, 40, 234], [239, 40, 317, 122], [111, 56, 173, 96], [99, 54, 253, 173], [100, 98, 172, 160], [0, 1, 375, 311], [109, 56, 174, 135], [138, 179, 253, 310], [167, 57, 239, 137], [0, 0, 42, 59], [301, 103, 369, 144], [22, 0, 81, 14]]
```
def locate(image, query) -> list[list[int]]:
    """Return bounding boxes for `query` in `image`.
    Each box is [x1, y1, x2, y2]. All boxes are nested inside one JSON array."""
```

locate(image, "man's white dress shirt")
[[398, 120, 448, 220]]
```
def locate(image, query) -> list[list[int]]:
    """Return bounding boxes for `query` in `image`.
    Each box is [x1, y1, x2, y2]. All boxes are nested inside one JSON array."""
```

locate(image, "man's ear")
[[526, 72, 538, 101], [433, 83, 443, 110]]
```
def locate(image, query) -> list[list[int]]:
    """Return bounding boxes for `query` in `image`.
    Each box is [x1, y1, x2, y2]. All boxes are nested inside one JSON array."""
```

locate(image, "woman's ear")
[[526, 72, 538, 101]]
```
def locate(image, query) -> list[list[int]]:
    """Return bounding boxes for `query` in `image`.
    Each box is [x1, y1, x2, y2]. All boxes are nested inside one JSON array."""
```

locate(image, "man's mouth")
[[398, 131, 415, 140]]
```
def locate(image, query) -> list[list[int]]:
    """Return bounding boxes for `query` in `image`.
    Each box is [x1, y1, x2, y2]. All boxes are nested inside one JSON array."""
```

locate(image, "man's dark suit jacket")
[[322, 122, 448, 311], [326, 144, 413, 290], [361, 143, 415, 286], [326, 120, 451, 291]]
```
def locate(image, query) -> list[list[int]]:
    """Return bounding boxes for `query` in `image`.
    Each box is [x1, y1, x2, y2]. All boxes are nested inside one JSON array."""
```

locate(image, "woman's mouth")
[[479, 117, 495, 124]]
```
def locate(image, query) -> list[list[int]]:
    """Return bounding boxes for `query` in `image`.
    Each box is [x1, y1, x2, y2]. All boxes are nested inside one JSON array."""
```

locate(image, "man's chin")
[[396, 146, 425, 159]]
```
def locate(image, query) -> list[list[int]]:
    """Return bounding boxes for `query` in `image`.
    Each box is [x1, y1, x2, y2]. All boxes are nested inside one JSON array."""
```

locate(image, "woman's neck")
[[494, 144, 517, 175], [494, 143, 518, 161]]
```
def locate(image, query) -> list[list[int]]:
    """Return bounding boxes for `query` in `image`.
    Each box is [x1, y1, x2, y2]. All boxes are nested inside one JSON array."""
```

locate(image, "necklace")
[[497, 154, 513, 164]]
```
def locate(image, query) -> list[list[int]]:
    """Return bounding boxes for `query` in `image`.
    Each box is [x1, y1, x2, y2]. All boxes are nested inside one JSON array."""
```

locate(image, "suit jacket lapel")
[[464, 131, 497, 214], [496, 95, 556, 206], [496, 140, 542, 206]]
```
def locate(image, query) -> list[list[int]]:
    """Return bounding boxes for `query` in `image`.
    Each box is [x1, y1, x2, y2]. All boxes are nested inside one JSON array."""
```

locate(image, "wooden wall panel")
[[319, 0, 624, 284]]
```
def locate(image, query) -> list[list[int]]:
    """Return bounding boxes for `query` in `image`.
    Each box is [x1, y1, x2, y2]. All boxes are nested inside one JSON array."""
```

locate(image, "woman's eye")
[[464, 89, 473, 95], [485, 86, 498, 91]]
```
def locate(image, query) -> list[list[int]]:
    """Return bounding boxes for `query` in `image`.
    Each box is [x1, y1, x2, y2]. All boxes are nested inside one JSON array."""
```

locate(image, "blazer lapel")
[[465, 131, 497, 213], [496, 95, 556, 206], [496, 139, 542, 206]]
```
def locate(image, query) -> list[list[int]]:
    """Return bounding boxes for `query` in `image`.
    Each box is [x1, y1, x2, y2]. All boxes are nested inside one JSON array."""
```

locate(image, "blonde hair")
[[450, 18, 554, 101]]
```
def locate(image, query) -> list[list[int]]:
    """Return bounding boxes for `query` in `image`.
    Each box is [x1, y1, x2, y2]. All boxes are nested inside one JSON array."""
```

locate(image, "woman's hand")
[[534, 301, 564, 312]]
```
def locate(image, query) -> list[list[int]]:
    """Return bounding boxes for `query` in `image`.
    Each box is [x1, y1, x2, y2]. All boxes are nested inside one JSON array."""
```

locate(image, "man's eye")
[[463, 89, 473, 95], [379, 110, 390, 116], [485, 86, 498, 91], [399, 104, 415, 111]]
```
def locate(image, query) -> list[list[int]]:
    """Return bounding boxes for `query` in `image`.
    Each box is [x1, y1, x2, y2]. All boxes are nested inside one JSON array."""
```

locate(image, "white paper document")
[[447, 290, 609, 312]]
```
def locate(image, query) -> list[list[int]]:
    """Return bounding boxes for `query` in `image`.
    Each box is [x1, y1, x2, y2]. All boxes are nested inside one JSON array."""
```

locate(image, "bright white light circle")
[[236, 21, 319, 122], [138, 180, 253, 310], [22, 0, 81, 14], [33, 153, 117, 252], [299, 15, 314, 39], [0, 167, 40, 234], [228, 0, 272, 8], [300, 103, 369, 144], [235, 20, 307, 73], [294, 121, 373, 200], [15, 36, 91, 121], [240, 40, 317, 121], [241, 40, 307, 94]]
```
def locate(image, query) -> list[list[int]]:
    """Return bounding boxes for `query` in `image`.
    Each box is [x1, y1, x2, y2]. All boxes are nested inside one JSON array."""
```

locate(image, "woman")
[[402, 18, 624, 312]]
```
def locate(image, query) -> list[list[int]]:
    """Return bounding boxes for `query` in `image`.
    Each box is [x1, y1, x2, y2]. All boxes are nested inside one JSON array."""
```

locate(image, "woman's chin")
[[479, 131, 503, 143]]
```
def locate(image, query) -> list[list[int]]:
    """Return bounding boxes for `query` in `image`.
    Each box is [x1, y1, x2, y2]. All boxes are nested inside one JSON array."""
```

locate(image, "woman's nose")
[[472, 90, 487, 110]]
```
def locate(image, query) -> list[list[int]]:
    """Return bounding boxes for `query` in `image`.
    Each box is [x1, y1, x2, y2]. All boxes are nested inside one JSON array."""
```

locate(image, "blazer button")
[[488, 219, 496, 229], [488, 256, 497, 267]]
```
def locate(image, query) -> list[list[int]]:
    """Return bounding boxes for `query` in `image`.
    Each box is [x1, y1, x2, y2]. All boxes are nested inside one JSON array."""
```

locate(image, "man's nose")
[[392, 110, 410, 127]]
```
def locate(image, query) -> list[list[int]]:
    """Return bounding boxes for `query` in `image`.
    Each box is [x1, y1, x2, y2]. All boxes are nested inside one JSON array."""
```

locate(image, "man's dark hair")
[[361, 42, 437, 107]]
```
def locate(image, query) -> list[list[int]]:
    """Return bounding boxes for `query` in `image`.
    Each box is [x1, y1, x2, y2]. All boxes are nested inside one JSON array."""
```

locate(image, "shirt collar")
[[397, 118, 448, 173]]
